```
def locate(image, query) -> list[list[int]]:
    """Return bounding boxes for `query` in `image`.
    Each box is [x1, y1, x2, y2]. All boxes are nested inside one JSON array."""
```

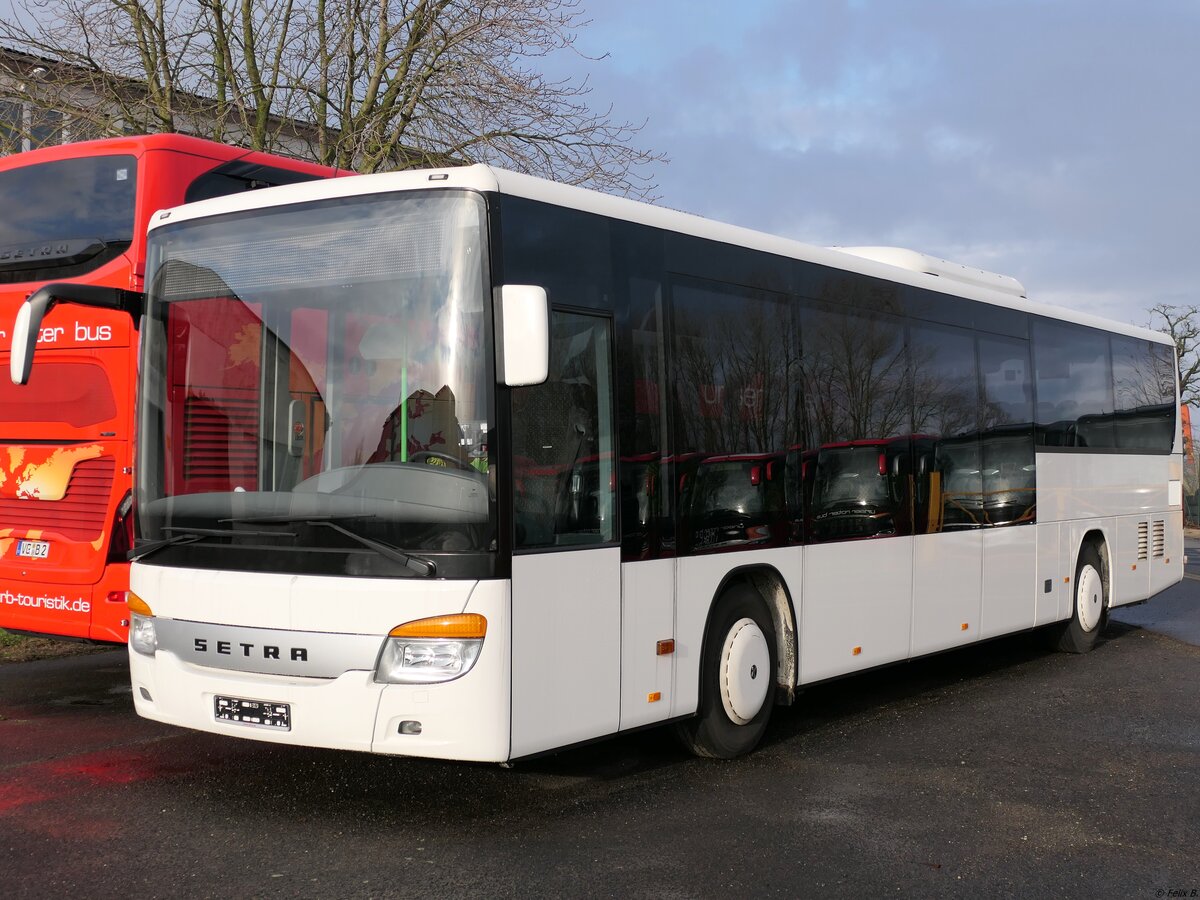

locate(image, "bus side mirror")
[[495, 284, 549, 386], [10, 296, 47, 385], [10, 282, 140, 385]]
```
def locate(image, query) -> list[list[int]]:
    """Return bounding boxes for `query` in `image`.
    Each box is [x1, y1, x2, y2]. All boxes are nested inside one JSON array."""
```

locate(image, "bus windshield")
[[138, 190, 495, 578], [0, 155, 137, 278], [812, 446, 889, 507]]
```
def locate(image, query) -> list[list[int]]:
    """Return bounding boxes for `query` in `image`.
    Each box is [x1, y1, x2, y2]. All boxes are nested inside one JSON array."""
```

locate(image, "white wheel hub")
[[719, 617, 770, 725], [1077, 563, 1104, 632]]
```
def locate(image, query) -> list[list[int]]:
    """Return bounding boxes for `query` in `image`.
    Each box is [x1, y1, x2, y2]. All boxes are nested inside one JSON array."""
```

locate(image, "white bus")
[[11, 166, 1182, 761]]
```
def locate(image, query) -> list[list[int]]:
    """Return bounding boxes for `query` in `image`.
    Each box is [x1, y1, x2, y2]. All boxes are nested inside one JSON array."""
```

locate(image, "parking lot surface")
[[3, 570, 1198, 898]]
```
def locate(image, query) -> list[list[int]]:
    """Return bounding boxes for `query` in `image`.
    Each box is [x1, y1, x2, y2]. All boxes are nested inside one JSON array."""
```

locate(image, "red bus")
[[0, 134, 339, 642]]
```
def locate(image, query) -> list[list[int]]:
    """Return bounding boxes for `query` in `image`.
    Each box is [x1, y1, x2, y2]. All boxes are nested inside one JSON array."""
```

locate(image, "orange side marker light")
[[656, 639, 675, 656], [647, 692, 662, 703]]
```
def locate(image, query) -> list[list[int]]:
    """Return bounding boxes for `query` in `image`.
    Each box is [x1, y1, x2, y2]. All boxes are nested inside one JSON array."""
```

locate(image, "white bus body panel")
[[980, 526, 1039, 639], [1036, 453, 1172, 521], [799, 538, 912, 684], [619, 558, 676, 731], [129, 564, 512, 761], [1035, 522, 1065, 626], [509, 547, 621, 758], [131, 563, 492, 633], [911, 531, 982, 656], [1035, 452, 1182, 610]]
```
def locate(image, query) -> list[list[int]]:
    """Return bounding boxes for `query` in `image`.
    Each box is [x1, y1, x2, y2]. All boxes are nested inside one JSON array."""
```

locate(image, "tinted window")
[[671, 277, 794, 553], [499, 197, 612, 310], [972, 302, 1029, 340], [1032, 321, 1175, 453], [0, 154, 135, 246], [910, 323, 982, 532], [0, 154, 136, 282], [980, 428, 1036, 526], [1033, 319, 1114, 448], [185, 161, 327, 203], [1111, 335, 1175, 451], [799, 302, 911, 541], [621, 275, 672, 560], [798, 302, 908, 446], [911, 323, 979, 438], [904, 286, 1029, 339], [512, 312, 616, 549], [978, 335, 1035, 525], [672, 277, 796, 456], [980, 335, 1033, 428]]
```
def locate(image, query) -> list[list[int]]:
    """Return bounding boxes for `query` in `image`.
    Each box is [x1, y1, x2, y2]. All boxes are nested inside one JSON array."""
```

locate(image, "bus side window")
[[512, 312, 615, 550], [185, 162, 325, 203]]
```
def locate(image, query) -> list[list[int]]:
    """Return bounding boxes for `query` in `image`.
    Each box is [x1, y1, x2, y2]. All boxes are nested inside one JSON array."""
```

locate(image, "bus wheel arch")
[[675, 567, 796, 759], [741, 567, 798, 705], [1056, 531, 1110, 653]]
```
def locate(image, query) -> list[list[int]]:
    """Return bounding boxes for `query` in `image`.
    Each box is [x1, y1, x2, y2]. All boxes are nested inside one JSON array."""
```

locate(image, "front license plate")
[[214, 695, 291, 730], [16, 539, 50, 559]]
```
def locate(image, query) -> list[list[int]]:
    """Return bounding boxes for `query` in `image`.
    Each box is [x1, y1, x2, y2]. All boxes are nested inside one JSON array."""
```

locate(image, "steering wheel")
[[410, 450, 474, 471]]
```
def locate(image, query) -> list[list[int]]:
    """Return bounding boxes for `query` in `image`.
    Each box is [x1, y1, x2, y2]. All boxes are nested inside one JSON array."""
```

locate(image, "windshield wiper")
[[128, 531, 203, 561], [128, 526, 297, 562], [221, 515, 436, 576]]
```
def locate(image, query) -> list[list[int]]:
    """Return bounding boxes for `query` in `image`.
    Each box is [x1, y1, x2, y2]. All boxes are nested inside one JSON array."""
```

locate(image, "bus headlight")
[[127, 592, 157, 656], [375, 614, 486, 684]]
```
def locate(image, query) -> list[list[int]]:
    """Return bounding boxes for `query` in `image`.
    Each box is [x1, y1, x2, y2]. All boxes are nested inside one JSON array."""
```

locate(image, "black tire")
[[1054, 543, 1107, 653], [675, 583, 777, 759]]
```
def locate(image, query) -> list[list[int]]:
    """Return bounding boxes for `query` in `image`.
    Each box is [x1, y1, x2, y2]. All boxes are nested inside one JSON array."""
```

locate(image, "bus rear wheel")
[[675, 583, 777, 759], [1055, 543, 1107, 653]]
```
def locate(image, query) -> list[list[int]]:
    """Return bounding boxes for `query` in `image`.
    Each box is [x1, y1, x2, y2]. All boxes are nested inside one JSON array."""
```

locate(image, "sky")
[[542, 0, 1200, 331]]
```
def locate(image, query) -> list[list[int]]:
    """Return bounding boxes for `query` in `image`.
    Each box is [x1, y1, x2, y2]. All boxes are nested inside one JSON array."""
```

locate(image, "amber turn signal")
[[126, 592, 153, 616], [389, 614, 487, 640]]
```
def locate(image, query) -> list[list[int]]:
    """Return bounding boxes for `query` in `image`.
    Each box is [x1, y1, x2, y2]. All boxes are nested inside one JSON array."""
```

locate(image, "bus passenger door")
[[509, 311, 622, 758]]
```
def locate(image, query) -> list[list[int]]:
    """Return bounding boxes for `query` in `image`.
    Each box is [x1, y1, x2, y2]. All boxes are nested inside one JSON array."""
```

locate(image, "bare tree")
[[1147, 303, 1200, 406], [798, 306, 910, 446], [0, 0, 664, 196]]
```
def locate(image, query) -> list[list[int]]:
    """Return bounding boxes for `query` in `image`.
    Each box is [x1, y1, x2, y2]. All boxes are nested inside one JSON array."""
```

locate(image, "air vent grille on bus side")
[[1152, 521, 1166, 558], [1137, 521, 1149, 561], [0, 456, 116, 541], [183, 393, 260, 489]]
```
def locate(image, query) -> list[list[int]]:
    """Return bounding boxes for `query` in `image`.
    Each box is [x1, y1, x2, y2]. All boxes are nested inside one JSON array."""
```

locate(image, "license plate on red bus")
[[16, 539, 50, 559], [214, 695, 291, 730]]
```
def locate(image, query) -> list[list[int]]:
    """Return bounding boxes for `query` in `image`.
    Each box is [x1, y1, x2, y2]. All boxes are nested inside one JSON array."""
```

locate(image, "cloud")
[[552, 0, 1200, 326]]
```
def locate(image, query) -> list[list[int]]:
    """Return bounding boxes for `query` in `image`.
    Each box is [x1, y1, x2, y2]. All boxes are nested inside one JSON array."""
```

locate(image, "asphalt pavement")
[[2, 556, 1198, 898]]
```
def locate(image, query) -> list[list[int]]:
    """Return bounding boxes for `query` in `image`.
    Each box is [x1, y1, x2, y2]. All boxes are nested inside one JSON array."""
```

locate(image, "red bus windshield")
[[0, 154, 136, 283]]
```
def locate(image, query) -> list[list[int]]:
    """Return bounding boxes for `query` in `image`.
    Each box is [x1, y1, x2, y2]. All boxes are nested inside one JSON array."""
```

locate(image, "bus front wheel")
[[1055, 543, 1107, 654], [675, 583, 777, 759]]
